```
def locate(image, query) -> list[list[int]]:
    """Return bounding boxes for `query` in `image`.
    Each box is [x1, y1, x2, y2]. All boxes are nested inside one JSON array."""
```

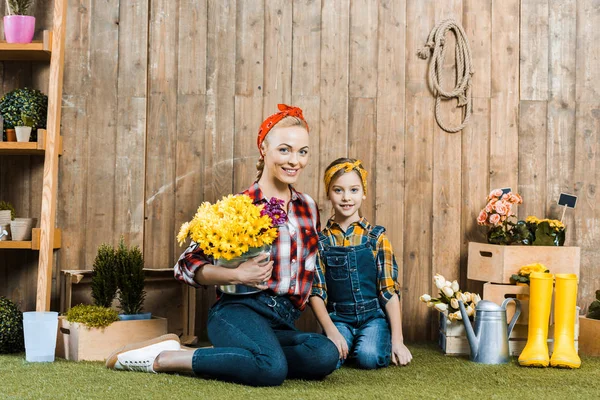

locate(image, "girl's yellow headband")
[[324, 160, 368, 195]]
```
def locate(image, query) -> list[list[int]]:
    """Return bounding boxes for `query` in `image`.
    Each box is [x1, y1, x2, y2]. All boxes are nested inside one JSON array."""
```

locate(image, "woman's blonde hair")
[[255, 116, 309, 181]]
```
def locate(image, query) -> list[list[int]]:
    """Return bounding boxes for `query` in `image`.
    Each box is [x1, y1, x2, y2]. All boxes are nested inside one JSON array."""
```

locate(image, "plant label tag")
[[501, 188, 512, 195], [558, 193, 577, 208]]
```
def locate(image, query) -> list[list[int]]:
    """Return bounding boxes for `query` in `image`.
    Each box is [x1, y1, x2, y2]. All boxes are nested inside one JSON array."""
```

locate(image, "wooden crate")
[[467, 242, 580, 284], [579, 316, 600, 356], [439, 310, 579, 357], [56, 316, 168, 361]]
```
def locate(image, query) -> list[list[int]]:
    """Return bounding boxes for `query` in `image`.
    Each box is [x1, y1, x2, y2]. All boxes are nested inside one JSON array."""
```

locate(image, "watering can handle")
[[502, 298, 521, 338]]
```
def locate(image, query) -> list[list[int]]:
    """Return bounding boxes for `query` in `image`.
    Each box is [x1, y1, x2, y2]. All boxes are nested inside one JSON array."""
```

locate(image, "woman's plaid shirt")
[[174, 183, 320, 310]]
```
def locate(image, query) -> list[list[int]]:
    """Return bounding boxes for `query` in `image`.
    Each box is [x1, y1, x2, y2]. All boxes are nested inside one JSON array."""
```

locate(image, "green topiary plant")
[[0, 296, 24, 354], [65, 304, 120, 329], [587, 290, 600, 320], [0, 200, 16, 220], [115, 237, 146, 315], [0, 88, 47, 141], [5, 0, 34, 15], [91, 243, 118, 308]]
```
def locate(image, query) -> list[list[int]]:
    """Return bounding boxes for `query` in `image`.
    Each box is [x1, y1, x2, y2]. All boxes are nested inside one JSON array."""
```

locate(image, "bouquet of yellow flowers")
[[177, 194, 280, 260], [510, 263, 549, 285]]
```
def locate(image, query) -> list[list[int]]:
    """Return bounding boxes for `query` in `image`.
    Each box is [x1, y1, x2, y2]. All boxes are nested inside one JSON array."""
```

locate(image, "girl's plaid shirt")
[[174, 183, 320, 310]]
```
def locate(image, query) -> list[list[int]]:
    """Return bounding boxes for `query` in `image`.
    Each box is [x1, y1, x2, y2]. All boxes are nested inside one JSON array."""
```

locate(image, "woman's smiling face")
[[261, 126, 310, 185]]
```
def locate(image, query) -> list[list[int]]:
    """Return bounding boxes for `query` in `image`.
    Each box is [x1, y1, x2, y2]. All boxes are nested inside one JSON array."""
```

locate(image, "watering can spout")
[[458, 300, 478, 358]]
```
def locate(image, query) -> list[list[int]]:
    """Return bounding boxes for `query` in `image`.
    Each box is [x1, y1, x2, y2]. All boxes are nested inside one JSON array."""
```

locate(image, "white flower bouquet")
[[419, 274, 481, 322]]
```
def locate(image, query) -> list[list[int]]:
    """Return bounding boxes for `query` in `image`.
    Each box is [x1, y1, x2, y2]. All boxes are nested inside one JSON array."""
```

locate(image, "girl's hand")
[[325, 328, 349, 360], [391, 340, 412, 366], [236, 253, 273, 289]]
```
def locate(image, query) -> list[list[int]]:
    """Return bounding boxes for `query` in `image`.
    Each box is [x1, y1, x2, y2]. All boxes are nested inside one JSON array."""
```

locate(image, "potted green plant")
[[56, 240, 165, 362], [3, 0, 35, 44], [0, 296, 24, 354], [0, 88, 48, 143], [14, 112, 34, 142], [91, 243, 118, 308], [114, 238, 148, 320]]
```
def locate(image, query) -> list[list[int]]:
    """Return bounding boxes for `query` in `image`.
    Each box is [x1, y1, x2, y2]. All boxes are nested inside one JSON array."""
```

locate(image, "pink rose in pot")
[[489, 213, 501, 226], [477, 210, 488, 225], [493, 200, 508, 216]]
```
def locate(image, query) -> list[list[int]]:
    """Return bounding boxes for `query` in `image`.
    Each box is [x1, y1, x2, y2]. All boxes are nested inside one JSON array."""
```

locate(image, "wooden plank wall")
[[1, 0, 599, 341]]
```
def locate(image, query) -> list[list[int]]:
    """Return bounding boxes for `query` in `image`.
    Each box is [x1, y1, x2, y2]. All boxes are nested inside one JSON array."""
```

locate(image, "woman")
[[106, 104, 339, 386]]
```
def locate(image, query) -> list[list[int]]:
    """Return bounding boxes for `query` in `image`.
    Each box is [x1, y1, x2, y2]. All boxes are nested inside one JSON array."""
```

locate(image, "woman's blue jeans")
[[191, 292, 339, 386]]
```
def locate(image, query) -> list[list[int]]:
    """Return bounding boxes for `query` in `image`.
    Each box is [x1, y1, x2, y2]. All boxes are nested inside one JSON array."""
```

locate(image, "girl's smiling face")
[[328, 171, 364, 223], [261, 126, 310, 185]]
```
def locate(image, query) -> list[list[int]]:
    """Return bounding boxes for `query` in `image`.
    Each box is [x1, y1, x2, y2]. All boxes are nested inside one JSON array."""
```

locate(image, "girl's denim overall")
[[318, 225, 391, 369]]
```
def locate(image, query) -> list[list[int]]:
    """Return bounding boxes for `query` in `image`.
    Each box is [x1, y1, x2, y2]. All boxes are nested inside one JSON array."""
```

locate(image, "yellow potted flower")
[[177, 194, 281, 295]]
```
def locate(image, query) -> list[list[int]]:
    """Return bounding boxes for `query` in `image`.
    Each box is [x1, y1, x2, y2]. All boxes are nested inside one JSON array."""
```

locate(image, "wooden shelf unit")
[[0, 0, 68, 311], [0, 228, 62, 250], [0, 129, 63, 155], [0, 30, 52, 61]]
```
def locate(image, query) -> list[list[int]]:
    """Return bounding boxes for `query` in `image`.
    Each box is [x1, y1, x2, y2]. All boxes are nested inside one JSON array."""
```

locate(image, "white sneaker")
[[106, 334, 181, 373]]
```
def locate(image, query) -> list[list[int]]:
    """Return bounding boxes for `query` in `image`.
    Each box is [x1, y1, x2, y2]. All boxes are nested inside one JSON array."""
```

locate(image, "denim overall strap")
[[320, 227, 382, 312]]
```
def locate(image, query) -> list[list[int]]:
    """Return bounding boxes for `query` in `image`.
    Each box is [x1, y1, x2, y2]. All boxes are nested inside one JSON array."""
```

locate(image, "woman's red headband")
[[256, 104, 309, 152]]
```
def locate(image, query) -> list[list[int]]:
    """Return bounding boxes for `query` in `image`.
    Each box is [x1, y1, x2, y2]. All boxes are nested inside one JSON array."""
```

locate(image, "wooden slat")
[[349, 0, 378, 99], [291, 0, 321, 220], [375, 0, 406, 329], [348, 98, 376, 222], [233, 0, 264, 193], [203, 0, 236, 203], [461, 0, 491, 296], [518, 101, 547, 220], [319, 0, 350, 219], [403, 0, 436, 341], [115, 0, 149, 250], [432, 0, 462, 285], [174, 0, 208, 339], [546, 0, 576, 230], [144, 0, 179, 268], [36, 0, 68, 311], [520, 0, 549, 101], [489, 0, 520, 192], [262, 0, 292, 114]]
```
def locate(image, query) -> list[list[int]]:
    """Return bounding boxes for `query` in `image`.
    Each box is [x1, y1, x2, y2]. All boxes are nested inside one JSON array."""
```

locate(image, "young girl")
[[310, 158, 412, 369], [106, 104, 339, 386]]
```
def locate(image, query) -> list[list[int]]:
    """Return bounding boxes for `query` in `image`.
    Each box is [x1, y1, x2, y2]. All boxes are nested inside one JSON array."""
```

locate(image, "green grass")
[[1, 344, 599, 400]]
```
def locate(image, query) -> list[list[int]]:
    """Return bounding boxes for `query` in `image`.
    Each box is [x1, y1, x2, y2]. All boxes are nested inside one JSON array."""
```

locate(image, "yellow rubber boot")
[[518, 272, 553, 367], [550, 273, 581, 368]]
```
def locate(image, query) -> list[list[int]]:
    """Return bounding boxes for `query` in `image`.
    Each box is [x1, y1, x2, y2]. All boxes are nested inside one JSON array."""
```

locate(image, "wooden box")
[[578, 316, 600, 356], [467, 242, 580, 284], [56, 316, 168, 361], [439, 308, 579, 357]]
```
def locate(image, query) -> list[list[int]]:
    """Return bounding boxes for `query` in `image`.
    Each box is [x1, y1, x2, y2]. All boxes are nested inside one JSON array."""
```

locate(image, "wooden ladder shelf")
[[0, 0, 68, 311]]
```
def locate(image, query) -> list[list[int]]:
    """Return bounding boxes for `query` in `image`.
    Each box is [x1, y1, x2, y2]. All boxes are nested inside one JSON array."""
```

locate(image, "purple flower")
[[261, 197, 287, 226]]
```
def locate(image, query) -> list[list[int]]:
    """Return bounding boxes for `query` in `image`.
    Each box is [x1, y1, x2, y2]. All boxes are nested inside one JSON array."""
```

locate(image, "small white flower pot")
[[15, 126, 32, 142], [10, 217, 35, 241]]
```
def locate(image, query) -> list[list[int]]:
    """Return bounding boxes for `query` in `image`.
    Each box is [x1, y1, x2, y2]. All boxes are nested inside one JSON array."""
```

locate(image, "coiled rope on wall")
[[417, 18, 473, 133]]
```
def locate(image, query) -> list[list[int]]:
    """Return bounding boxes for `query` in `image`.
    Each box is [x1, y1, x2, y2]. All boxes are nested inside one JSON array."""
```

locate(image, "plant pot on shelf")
[[0, 210, 11, 226], [5, 129, 17, 142], [15, 126, 32, 142], [3, 15, 35, 44], [10, 217, 35, 241]]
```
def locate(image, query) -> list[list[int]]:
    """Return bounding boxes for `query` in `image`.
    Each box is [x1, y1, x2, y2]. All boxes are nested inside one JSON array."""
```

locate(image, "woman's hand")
[[235, 253, 273, 289], [325, 327, 349, 361], [390, 339, 412, 366]]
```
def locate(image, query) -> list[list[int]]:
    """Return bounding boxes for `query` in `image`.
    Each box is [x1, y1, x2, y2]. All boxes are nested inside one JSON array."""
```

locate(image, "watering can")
[[458, 298, 521, 364]]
